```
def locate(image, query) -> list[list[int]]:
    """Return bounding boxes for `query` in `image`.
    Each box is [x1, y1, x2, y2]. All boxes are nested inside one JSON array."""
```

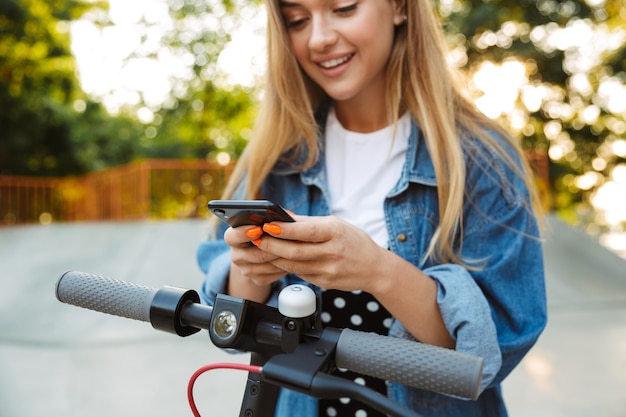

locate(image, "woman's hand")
[[252, 214, 388, 294], [223, 224, 287, 303], [254, 214, 455, 348]]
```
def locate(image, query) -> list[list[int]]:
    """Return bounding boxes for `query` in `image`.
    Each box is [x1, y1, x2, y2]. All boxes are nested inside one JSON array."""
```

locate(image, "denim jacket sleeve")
[[388, 134, 546, 405], [457, 140, 547, 387], [196, 219, 231, 306]]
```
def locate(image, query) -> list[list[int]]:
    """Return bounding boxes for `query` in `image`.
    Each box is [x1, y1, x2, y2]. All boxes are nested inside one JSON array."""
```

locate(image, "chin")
[[323, 88, 359, 103]]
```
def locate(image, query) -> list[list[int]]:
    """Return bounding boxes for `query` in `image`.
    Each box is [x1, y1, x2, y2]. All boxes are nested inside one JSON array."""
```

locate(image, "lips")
[[318, 54, 354, 69]]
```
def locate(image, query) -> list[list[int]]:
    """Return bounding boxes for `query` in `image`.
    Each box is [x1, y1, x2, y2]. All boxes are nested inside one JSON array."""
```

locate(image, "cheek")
[[289, 35, 308, 65], [290, 39, 321, 82], [364, 31, 395, 64]]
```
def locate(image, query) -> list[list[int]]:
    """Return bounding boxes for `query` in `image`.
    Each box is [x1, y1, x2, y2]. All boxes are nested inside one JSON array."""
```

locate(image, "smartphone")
[[208, 200, 295, 228]]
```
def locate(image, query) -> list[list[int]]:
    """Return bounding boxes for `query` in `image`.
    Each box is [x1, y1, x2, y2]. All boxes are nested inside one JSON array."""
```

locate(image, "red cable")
[[187, 362, 263, 417]]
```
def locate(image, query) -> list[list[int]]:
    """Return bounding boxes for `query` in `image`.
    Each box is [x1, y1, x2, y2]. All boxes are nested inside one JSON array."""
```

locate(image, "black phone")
[[207, 200, 295, 228]]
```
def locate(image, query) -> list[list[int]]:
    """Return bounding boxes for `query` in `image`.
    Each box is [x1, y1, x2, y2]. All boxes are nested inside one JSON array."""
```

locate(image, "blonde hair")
[[220, 0, 543, 265]]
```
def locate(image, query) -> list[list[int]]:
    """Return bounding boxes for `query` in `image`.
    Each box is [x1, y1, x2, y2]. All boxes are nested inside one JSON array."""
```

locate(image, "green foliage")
[[438, 0, 626, 231], [0, 0, 254, 176], [0, 0, 258, 176], [0, 0, 144, 176], [0, 89, 82, 175], [69, 101, 145, 173], [2, 0, 625, 236], [129, 0, 259, 162], [144, 83, 256, 160]]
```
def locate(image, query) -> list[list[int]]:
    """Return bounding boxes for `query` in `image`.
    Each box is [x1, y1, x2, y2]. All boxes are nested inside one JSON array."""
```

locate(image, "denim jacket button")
[[397, 233, 407, 242]]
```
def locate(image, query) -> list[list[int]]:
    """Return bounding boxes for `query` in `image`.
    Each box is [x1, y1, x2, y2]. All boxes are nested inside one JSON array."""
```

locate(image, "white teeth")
[[320, 55, 351, 69]]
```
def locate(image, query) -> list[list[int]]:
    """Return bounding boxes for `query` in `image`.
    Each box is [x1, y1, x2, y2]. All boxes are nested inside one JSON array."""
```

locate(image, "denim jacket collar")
[[272, 117, 438, 201]]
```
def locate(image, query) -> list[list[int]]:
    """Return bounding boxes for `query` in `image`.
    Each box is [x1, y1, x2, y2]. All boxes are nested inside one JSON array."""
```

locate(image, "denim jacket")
[[197, 117, 547, 417]]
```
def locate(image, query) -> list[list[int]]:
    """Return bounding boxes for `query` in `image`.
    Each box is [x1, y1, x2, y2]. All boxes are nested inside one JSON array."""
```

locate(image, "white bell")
[[278, 284, 316, 318]]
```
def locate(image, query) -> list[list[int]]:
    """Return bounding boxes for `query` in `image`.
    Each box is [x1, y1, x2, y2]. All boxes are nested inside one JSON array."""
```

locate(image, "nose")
[[308, 15, 337, 51]]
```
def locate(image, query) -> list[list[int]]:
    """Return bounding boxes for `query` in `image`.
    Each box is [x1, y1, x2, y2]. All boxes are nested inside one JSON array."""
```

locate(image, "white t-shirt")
[[325, 108, 411, 247]]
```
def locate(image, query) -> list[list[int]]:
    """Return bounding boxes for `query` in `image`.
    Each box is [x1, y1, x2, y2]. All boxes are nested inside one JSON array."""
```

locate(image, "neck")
[[334, 99, 391, 133]]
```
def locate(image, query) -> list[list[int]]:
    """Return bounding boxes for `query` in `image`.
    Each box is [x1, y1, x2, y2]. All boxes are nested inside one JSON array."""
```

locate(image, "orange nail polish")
[[252, 238, 262, 246], [246, 226, 262, 238], [263, 223, 282, 235]]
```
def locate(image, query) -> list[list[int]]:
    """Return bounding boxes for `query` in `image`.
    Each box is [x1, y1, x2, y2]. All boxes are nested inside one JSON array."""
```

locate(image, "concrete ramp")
[[502, 217, 626, 417], [0, 216, 624, 416], [0, 220, 249, 417]]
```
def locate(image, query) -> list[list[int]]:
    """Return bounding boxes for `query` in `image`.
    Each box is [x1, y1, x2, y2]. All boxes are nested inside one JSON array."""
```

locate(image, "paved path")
[[502, 218, 626, 417], [0, 217, 624, 416]]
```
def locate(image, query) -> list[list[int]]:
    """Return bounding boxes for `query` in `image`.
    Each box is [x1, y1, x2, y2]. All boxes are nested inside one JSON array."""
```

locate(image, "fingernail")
[[251, 238, 262, 246], [263, 223, 282, 235], [246, 226, 263, 238]]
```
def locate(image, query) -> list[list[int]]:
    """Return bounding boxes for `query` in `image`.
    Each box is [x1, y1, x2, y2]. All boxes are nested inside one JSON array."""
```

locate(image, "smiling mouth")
[[319, 54, 354, 69]]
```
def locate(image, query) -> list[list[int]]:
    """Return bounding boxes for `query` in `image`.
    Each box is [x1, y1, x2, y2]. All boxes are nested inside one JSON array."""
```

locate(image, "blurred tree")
[[142, 0, 261, 162], [153, 0, 262, 161], [0, 0, 144, 175], [3, 0, 624, 238], [77, 0, 261, 164], [438, 0, 626, 233], [0, 0, 260, 176], [143, 83, 256, 163]]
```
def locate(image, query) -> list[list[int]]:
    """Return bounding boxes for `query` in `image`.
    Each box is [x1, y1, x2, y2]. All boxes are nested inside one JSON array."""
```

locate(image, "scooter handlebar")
[[56, 270, 157, 323], [55, 270, 484, 400], [336, 328, 483, 400]]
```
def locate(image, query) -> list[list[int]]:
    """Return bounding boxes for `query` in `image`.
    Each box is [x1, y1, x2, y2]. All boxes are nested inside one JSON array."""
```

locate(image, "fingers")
[[233, 262, 285, 286], [224, 215, 354, 289], [224, 224, 261, 246], [252, 216, 384, 293], [261, 215, 338, 243], [253, 234, 328, 263], [226, 224, 288, 285], [230, 242, 287, 286], [252, 218, 342, 267], [231, 242, 280, 265]]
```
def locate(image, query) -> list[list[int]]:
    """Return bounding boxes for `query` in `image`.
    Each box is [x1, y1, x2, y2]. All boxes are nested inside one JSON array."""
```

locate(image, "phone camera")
[[213, 209, 227, 218]]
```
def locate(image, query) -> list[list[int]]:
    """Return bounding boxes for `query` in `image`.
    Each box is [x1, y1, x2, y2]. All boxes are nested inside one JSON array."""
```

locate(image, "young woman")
[[197, 0, 547, 416]]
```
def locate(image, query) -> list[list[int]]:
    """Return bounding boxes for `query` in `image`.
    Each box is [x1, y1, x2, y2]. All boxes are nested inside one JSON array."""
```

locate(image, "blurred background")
[[0, 0, 625, 255], [1, 0, 625, 416]]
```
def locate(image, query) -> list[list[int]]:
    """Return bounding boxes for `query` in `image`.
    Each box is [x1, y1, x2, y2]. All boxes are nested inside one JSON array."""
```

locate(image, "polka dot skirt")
[[318, 289, 392, 417]]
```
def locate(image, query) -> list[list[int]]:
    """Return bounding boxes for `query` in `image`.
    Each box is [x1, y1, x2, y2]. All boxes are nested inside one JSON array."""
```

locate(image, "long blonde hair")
[[221, 0, 542, 265]]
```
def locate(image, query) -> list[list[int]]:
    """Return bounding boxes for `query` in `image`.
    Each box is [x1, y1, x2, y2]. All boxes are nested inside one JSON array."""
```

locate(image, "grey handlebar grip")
[[55, 270, 158, 322], [335, 328, 484, 400]]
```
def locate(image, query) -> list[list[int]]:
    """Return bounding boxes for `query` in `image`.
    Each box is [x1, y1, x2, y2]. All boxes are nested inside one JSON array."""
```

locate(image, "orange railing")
[[0, 159, 234, 225], [1, 152, 551, 226]]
